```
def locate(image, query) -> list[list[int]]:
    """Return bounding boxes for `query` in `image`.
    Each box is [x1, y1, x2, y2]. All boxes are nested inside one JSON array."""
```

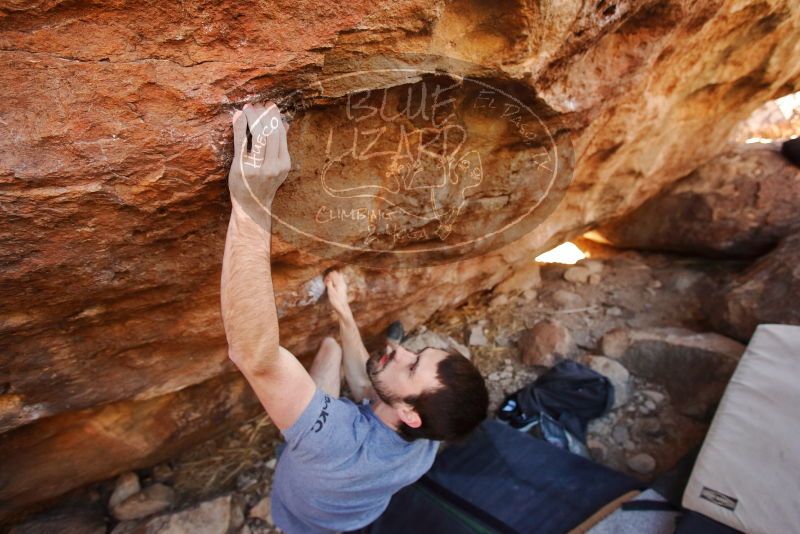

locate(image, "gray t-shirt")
[[271, 388, 439, 533]]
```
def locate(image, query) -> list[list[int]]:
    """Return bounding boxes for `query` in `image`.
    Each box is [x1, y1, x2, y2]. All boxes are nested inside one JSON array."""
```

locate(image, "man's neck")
[[370, 399, 401, 431]]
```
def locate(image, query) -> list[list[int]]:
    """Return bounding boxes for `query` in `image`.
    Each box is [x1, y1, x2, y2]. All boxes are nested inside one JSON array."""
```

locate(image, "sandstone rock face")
[[709, 231, 800, 341], [493, 263, 541, 295], [0, 373, 262, 523], [595, 144, 800, 257], [6, 506, 107, 534], [2, 0, 800, 520]]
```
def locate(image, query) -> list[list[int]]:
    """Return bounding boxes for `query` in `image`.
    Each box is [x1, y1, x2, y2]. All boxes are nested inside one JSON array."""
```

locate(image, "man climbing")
[[220, 102, 489, 534]]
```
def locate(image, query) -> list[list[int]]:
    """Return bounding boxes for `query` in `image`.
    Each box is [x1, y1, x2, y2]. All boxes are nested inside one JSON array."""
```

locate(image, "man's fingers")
[[242, 103, 264, 132], [231, 108, 248, 160], [266, 112, 282, 168], [277, 119, 290, 172], [242, 102, 285, 169], [242, 104, 265, 165]]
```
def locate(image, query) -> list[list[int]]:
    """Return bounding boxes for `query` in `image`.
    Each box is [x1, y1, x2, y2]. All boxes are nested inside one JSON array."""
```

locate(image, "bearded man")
[[220, 103, 488, 534]]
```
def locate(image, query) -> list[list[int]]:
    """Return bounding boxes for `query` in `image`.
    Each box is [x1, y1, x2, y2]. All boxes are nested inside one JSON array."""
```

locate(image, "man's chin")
[[366, 368, 393, 405], [366, 354, 379, 378], [371, 385, 395, 406]]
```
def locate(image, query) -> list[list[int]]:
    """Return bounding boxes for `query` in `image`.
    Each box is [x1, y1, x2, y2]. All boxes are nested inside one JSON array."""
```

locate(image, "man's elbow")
[[228, 346, 276, 377]]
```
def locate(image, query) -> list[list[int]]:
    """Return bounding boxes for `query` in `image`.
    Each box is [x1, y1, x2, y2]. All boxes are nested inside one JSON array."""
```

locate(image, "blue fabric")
[[425, 421, 641, 533], [271, 388, 439, 533], [363, 421, 641, 533]]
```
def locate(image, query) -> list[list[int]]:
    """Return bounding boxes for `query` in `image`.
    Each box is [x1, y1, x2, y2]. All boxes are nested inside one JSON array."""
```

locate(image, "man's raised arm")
[[324, 271, 374, 402], [221, 103, 316, 430]]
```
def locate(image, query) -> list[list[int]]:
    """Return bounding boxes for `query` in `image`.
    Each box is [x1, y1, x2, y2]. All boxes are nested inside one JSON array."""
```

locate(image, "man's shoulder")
[[280, 389, 370, 460]]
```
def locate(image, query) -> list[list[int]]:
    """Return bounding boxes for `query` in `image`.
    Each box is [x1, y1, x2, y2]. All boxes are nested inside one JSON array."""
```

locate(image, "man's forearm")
[[338, 311, 372, 401], [220, 204, 279, 374]]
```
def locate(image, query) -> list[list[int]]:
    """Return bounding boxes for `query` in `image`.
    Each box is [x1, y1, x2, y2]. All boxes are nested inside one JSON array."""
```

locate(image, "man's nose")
[[393, 346, 414, 363]]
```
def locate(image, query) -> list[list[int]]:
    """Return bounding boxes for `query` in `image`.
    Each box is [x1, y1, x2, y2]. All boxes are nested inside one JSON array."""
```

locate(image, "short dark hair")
[[398, 352, 489, 442]]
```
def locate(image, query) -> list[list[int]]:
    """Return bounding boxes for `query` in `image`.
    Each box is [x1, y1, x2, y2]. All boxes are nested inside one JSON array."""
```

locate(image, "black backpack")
[[496, 359, 614, 452]]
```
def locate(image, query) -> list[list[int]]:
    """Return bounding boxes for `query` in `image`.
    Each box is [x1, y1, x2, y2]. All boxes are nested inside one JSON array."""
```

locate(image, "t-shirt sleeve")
[[281, 387, 360, 463]]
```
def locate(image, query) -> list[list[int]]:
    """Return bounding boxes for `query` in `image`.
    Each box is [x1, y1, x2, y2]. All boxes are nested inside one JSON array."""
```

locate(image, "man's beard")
[[366, 349, 401, 405]]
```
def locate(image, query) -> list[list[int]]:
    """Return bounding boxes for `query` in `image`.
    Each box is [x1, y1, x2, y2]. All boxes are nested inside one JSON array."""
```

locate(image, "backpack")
[[496, 359, 614, 455]]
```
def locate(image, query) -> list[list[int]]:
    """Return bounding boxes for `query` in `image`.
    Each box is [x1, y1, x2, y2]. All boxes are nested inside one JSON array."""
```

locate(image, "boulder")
[[403, 330, 472, 360], [709, 231, 800, 341], [581, 260, 605, 274], [601, 327, 745, 417], [111, 495, 232, 534], [564, 266, 591, 284], [518, 319, 574, 367], [151, 464, 174, 483], [110, 483, 175, 521], [550, 289, 585, 309], [578, 355, 631, 408], [109, 472, 141, 510], [2, 0, 800, 519], [595, 144, 800, 257]]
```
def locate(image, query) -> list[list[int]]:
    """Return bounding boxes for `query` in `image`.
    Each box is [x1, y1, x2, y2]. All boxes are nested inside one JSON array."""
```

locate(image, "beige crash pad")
[[682, 324, 800, 533]]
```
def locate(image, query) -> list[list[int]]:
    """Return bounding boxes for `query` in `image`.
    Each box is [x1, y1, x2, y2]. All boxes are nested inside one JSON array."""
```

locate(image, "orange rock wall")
[[1, 0, 799, 521]]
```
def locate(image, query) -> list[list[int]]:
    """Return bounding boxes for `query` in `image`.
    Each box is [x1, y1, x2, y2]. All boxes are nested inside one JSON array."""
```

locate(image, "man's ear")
[[397, 403, 422, 428]]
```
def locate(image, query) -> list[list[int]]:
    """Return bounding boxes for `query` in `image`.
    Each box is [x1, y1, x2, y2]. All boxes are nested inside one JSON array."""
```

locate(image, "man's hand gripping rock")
[[228, 102, 291, 228]]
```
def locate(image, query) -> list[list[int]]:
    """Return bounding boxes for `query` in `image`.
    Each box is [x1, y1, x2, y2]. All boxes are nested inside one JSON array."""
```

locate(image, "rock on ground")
[[601, 327, 745, 418], [626, 453, 657, 475], [549, 289, 585, 309], [564, 266, 591, 284], [596, 144, 800, 257], [578, 355, 631, 408], [403, 330, 472, 360], [110, 483, 175, 521], [249, 496, 272, 524], [581, 260, 604, 274], [112, 495, 232, 534], [109, 472, 141, 510], [518, 319, 574, 367], [468, 324, 489, 347], [709, 231, 800, 341]]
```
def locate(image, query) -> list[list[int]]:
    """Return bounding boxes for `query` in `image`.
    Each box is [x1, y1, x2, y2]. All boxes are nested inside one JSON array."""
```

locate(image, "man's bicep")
[[234, 346, 316, 431]]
